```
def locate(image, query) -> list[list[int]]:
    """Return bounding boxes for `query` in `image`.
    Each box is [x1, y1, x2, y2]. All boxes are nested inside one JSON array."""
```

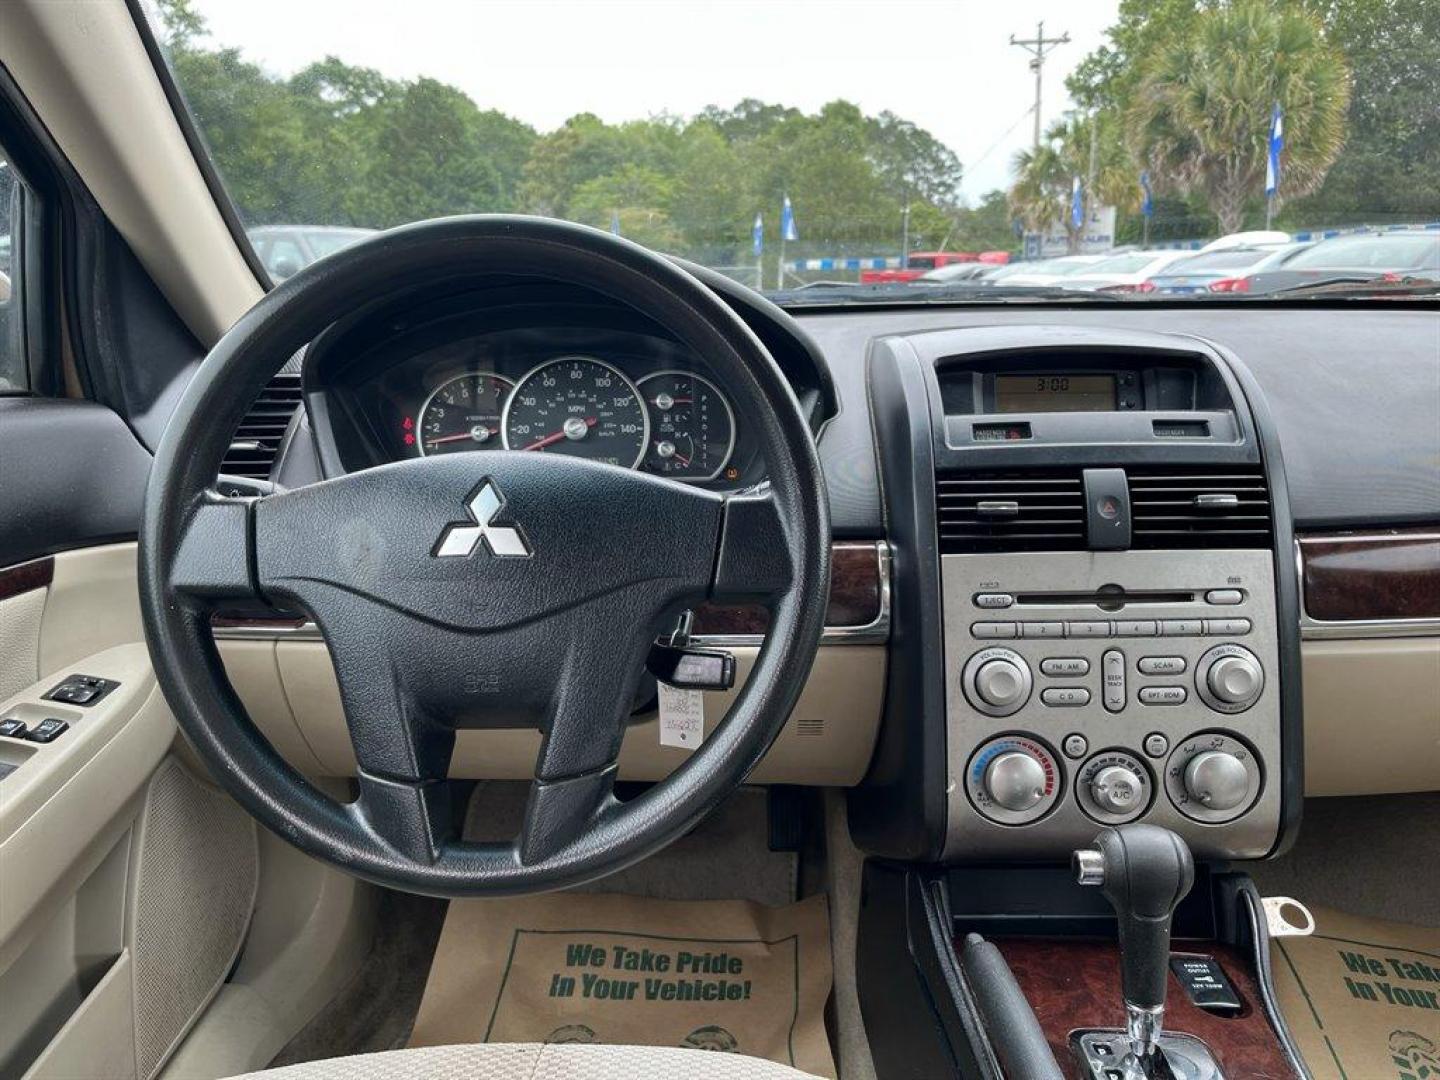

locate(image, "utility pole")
[[1010, 20, 1070, 149]]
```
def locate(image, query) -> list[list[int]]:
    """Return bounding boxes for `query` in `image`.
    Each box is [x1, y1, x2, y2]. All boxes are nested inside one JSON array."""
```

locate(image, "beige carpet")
[[1273, 906, 1440, 1080]]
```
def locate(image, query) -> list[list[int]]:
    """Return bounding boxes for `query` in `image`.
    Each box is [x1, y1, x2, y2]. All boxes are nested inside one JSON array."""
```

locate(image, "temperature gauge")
[[637, 371, 736, 482]]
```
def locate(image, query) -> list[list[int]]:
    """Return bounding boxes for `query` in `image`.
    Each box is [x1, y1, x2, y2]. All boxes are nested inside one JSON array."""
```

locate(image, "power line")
[[1010, 20, 1070, 150]]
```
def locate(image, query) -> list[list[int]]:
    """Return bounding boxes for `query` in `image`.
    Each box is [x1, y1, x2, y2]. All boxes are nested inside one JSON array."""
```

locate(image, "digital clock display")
[[994, 374, 1117, 413]]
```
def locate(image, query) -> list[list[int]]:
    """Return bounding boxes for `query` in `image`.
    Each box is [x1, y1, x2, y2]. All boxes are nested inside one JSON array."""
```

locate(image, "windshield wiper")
[[769, 282, 1127, 306], [1262, 275, 1440, 299]]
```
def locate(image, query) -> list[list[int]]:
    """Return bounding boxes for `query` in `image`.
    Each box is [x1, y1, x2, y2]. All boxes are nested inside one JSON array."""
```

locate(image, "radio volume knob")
[[984, 751, 1048, 812], [975, 659, 1027, 708], [1184, 751, 1249, 812]]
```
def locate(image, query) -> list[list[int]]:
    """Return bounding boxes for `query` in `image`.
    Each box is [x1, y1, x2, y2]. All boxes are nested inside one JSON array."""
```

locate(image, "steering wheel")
[[138, 216, 830, 897]]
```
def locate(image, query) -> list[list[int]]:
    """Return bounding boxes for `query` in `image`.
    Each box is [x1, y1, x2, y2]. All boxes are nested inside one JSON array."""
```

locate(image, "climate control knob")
[[1090, 764, 1146, 816], [1075, 750, 1152, 825], [1196, 645, 1264, 713], [965, 736, 1060, 825], [984, 751, 1048, 812], [962, 647, 1033, 717], [1184, 751, 1250, 812]]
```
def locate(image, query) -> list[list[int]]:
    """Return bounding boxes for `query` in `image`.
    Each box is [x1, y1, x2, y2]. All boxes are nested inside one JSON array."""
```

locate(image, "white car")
[[1059, 249, 1195, 292], [984, 254, 1107, 287]]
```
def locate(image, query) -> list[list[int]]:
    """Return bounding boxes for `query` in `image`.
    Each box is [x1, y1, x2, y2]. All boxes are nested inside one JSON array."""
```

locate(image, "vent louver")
[[1128, 465, 1272, 548], [936, 470, 1087, 553], [220, 372, 303, 479]]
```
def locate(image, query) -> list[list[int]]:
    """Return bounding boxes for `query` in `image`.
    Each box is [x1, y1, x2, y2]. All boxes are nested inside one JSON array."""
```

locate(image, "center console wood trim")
[[1298, 527, 1440, 625], [989, 937, 1297, 1078]]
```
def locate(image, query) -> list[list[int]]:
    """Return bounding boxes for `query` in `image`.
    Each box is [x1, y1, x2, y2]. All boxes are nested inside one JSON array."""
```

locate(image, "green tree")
[[1008, 114, 1134, 252]]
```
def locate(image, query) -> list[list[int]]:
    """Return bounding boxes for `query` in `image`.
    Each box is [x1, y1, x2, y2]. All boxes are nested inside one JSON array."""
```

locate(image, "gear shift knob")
[[1074, 825, 1195, 1062]]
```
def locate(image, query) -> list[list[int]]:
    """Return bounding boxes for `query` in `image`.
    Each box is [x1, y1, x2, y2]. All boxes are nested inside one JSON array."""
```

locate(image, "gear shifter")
[[1074, 825, 1195, 1072]]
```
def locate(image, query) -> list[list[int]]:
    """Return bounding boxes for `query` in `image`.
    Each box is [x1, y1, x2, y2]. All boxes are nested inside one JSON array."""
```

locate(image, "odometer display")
[[501, 356, 649, 468], [416, 373, 513, 456]]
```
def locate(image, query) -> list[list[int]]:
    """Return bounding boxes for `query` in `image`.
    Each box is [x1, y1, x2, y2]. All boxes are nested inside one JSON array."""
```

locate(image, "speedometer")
[[501, 356, 649, 468]]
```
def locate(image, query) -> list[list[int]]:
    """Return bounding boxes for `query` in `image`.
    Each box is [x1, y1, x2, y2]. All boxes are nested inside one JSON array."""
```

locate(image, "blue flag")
[[1266, 103, 1284, 197], [610, 210, 621, 236], [1140, 171, 1154, 218], [781, 195, 799, 242], [1070, 176, 1084, 230], [752, 213, 764, 257]]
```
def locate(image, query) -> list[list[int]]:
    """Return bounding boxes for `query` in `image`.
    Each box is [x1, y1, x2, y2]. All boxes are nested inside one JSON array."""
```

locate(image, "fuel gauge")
[[637, 371, 736, 482]]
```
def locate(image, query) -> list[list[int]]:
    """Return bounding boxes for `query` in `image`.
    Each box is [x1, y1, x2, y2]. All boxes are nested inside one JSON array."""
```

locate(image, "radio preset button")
[[971, 622, 1017, 639], [1205, 589, 1244, 606], [1102, 650, 1126, 713], [975, 593, 1015, 609], [1040, 657, 1090, 677], [1021, 621, 1066, 639], [1204, 618, 1252, 636], [1138, 656, 1187, 675], [1115, 620, 1159, 637], [1067, 621, 1111, 638], [1139, 686, 1188, 706], [1161, 619, 1204, 637], [1041, 687, 1090, 707]]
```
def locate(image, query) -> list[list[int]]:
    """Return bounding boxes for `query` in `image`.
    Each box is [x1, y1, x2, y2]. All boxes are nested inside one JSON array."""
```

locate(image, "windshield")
[[142, 0, 1440, 303]]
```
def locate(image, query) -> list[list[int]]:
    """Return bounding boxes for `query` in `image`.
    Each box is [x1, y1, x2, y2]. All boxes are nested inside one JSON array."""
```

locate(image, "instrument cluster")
[[349, 325, 758, 488]]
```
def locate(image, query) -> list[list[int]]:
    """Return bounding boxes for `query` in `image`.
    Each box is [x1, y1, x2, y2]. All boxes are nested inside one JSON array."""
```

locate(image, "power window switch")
[[0, 718, 28, 739], [24, 718, 69, 744]]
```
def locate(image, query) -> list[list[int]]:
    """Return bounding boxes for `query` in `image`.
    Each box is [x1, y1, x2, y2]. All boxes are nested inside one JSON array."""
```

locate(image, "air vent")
[[220, 372, 303, 479], [936, 469, 1087, 553], [1128, 465, 1272, 548]]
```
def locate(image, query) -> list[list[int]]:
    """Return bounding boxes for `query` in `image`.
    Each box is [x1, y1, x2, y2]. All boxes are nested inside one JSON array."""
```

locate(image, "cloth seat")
[[225, 1043, 823, 1079]]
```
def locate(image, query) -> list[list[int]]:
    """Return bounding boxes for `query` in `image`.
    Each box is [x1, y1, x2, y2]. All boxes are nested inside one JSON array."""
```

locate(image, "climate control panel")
[[941, 549, 1282, 860]]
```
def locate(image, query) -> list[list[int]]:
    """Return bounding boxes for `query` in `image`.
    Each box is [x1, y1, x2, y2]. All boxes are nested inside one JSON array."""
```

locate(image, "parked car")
[[1234, 231, 1440, 294], [1199, 230, 1291, 252], [917, 262, 1005, 284], [981, 254, 1106, 287], [1058, 249, 1194, 292], [246, 225, 377, 280], [1146, 244, 1313, 295]]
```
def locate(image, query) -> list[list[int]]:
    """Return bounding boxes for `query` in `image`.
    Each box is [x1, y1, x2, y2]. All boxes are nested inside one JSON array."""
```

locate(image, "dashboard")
[[300, 278, 836, 490]]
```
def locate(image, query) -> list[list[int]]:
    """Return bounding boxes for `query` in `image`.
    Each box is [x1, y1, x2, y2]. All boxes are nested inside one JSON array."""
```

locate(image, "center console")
[[850, 324, 1306, 1078], [851, 325, 1302, 864]]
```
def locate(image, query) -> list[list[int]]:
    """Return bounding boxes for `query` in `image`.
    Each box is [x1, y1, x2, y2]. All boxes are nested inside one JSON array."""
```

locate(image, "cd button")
[[1041, 687, 1091, 707], [1040, 657, 1090, 677]]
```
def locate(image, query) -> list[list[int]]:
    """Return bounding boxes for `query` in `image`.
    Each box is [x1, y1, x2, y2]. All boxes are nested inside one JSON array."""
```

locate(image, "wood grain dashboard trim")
[[212, 540, 892, 644], [0, 556, 54, 603], [1298, 527, 1440, 625]]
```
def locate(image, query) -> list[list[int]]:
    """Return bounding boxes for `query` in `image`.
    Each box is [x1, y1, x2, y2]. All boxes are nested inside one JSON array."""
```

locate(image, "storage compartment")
[[0, 830, 130, 1077]]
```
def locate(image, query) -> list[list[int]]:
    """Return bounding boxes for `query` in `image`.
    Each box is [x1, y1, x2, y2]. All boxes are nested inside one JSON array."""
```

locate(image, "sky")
[[185, 0, 1120, 201]]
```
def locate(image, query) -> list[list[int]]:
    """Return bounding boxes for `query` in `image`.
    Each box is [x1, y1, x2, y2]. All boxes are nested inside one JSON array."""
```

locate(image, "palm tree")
[[1009, 114, 1137, 252], [1127, 0, 1351, 235]]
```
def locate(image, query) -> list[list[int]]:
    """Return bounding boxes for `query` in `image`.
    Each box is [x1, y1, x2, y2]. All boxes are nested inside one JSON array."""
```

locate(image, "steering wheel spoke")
[[170, 496, 260, 607], [711, 489, 796, 603]]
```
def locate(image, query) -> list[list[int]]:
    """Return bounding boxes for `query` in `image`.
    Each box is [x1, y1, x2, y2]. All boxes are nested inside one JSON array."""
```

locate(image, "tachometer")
[[501, 356, 649, 468], [637, 371, 736, 481], [416, 373, 513, 456]]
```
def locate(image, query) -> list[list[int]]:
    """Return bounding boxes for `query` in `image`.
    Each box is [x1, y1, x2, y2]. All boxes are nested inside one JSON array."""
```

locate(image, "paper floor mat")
[[409, 891, 836, 1078], [1272, 905, 1440, 1079]]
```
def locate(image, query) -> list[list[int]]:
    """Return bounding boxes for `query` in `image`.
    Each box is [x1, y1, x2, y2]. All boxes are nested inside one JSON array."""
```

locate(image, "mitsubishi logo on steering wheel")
[[432, 480, 532, 558]]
